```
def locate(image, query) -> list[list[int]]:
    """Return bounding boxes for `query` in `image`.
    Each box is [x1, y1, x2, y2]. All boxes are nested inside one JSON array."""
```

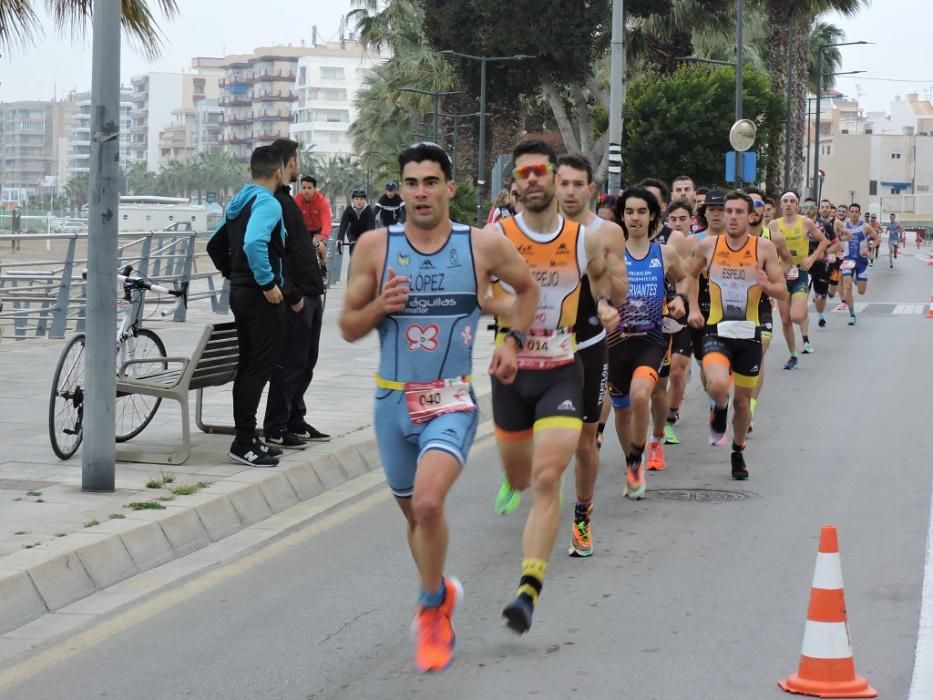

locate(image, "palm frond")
[[0, 0, 41, 53], [45, 0, 179, 58]]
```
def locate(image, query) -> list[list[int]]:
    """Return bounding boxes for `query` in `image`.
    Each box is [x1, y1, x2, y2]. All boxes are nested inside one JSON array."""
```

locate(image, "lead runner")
[[340, 142, 538, 672]]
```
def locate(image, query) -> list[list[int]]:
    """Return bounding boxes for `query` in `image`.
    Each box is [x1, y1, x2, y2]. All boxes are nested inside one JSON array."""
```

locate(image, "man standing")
[[688, 191, 787, 478], [207, 146, 287, 467], [262, 139, 330, 449], [885, 212, 904, 268], [374, 180, 406, 228], [340, 142, 537, 672]]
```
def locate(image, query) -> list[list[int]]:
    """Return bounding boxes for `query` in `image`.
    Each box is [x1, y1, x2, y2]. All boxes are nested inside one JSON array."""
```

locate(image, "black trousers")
[[230, 286, 285, 441], [263, 293, 325, 435]]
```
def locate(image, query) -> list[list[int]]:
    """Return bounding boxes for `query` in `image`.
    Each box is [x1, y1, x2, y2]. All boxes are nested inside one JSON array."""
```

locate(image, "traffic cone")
[[927, 248, 933, 266], [927, 290, 933, 319], [778, 526, 877, 698]]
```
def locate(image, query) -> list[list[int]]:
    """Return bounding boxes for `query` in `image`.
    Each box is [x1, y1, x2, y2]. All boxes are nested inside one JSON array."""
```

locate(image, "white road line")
[[894, 305, 907, 315], [908, 480, 933, 698]]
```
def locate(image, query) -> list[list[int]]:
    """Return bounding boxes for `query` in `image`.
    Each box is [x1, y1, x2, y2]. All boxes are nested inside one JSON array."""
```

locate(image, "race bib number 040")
[[404, 378, 475, 424], [516, 328, 575, 370]]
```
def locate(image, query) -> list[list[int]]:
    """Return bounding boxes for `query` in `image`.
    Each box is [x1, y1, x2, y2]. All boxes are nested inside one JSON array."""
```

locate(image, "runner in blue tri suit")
[[840, 203, 878, 326], [340, 142, 537, 672]]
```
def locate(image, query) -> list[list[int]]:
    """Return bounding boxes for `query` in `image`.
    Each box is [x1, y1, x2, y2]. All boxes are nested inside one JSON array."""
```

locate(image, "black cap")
[[385, 181, 398, 190], [706, 190, 726, 208]]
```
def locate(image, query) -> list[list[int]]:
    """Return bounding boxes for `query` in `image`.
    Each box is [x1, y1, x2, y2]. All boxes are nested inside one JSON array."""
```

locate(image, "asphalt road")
[[4, 251, 933, 700]]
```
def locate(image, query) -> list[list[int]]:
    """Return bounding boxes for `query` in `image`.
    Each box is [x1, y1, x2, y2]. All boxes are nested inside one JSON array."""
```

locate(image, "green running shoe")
[[495, 476, 521, 515], [663, 423, 679, 445]]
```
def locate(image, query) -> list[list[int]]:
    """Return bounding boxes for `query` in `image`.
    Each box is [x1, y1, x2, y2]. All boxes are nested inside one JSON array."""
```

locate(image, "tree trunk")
[[765, 0, 791, 194], [542, 80, 581, 153], [790, 11, 811, 193]]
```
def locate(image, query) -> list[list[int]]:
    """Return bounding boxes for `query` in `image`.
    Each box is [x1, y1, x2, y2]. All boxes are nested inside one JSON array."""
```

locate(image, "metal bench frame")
[[115, 322, 238, 464]]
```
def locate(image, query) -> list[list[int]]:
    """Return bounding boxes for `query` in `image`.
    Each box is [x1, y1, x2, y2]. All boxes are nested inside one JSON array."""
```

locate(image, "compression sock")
[[626, 443, 645, 468], [802, 335, 810, 345], [418, 581, 446, 609], [750, 398, 758, 416], [517, 559, 548, 606]]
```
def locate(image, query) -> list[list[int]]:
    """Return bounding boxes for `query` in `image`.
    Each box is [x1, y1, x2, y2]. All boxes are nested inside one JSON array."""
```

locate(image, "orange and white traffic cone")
[[927, 290, 933, 319], [778, 526, 877, 698], [927, 248, 933, 266]]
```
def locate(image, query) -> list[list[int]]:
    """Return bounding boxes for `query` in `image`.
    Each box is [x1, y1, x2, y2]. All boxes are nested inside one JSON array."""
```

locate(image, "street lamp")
[[440, 50, 536, 225], [398, 88, 462, 143], [805, 71, 864, 193], [426, 110, 488, 181], [813, 41, 870, 199]]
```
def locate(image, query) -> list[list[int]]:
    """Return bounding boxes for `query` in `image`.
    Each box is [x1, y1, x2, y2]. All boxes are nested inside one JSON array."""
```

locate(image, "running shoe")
[[413, 608, 455, 671], [228, 438, 279, 468], [663, 423, 680, 445], [848, 314, 857, 326], [818, 316, 827, 328], [264, 430, 308, 450], [783, 356, 799, 370], [290, 422, 331, 442], [624, 461, 647, 499], [568, 503, 594, 558], [258, 441, 283, 458], [836, 302, 849, 312], [437, 576, 463, 623], [708, 405, 728, 446], [495, 475, 521, 515], [502, 594, 535, 634], [731, 451, 749, 480], [802, 340, 813, 354], [646, 441, 666, 471]]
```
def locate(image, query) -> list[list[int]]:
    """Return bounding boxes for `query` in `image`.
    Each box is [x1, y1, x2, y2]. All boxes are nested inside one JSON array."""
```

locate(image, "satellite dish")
[[729, 119, 757, 152]]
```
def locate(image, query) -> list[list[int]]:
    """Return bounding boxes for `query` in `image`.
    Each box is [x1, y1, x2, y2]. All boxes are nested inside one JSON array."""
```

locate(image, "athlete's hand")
[[380, 267, 410, 315], [756, 267, 772, 293], [264, 286, 284, 304], [688, 307, 705, 329], [597, 299, 620, 331], [489, 342, 519, 384], [800, 255, 814, 271], [668, 295, 686, 319]]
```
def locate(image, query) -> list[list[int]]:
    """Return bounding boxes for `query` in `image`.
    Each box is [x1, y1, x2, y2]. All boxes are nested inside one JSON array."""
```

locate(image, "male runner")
[[609, 187, 687, 496], [555, 153, 628, 557], [813, 199, 844, 326], [339, 142, 538, 671], [829, 205, 849, 300], [867, 213, 881, 265], [665, 200, 696, 444], [489, 140, 626, 633], [769, 191, 826, 370], [885, 212, 904, 268], [672, 175, 697, 206], [763, 198, 776, 227], [840, 203, 878, 325], [687, 191, 786, 477]]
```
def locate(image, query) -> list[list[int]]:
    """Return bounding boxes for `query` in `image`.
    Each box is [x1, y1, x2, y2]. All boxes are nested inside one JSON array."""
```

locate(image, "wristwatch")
[[504, 329, 527, 350]]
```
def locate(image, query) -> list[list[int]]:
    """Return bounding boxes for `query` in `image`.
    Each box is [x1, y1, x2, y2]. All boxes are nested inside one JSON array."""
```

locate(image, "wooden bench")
[[115, 322, 238, 464]]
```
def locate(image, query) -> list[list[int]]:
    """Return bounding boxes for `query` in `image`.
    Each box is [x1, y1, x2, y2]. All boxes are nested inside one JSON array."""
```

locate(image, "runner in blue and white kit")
[[340, 142, 537, 672], [839, 202, 878, 326]]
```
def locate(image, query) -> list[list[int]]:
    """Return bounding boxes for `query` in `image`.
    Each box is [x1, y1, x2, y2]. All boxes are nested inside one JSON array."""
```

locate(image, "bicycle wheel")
[[49, 333, 87, 460], [115, 328, 166, 442]]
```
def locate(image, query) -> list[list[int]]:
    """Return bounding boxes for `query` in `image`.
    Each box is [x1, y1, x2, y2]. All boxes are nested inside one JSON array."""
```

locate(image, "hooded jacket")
[[207, 184, 285, 291]]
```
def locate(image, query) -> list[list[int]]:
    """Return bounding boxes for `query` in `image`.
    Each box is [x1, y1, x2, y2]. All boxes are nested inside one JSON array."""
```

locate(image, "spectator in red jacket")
[[294, 176, 333, 241]]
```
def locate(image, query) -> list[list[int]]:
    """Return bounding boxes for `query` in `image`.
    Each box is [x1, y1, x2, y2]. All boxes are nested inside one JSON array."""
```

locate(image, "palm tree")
[[64, 172, 89, 211], [0, 1, 179, 57], [314, 155, 366, 210]]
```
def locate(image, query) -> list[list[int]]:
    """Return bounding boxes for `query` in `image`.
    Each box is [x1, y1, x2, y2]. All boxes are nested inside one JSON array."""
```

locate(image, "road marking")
[[909, 479, 933, 699]]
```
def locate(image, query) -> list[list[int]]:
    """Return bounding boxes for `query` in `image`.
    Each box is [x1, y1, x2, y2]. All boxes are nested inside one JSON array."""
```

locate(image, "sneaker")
[[663, 423, 680, 445], [495, 475, 521, 515], [568, 503, 594, 558], [646, 441, 666, 471], [747, 420, 754, 435], [731, 451, 749, 480], [624, 461, 647, 500], [290, 423, 331, 442], [502, 594, 534, 634], [818, 317, 827, 328], [848, 314, 857, 326], [228, 438, 279, 467], [258, 442, 283, 458], [802, 340, 813, 354], [437, 576, 463, 624], [413, 606, 456, 672], [708, 405, 728, 446], [265, 430, 308, 450], [783, 356, 799, 370]]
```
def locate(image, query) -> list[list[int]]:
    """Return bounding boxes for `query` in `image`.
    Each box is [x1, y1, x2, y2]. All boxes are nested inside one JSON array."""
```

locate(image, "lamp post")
[[426, 111, 488, 181], [440, 50, 536, 226], [813, 41, 870, 200], [398, 88, 462, 143], [735, 0, 744, 185]]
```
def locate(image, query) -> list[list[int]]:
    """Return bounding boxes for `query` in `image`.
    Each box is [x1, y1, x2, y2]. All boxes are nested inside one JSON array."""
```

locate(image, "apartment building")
[[290, 40, 388, 159], [158, 99, 223, 164], [0, 100, 73, 202], [67, 89, 134, 179]]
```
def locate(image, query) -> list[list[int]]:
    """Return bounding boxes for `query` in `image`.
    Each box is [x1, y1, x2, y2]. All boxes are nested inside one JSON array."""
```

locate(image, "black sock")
[[712, 405, 729, 433], [667, 407, 680, 424], [732, 441, 746, 453], [802, 335, 810, 344], [627, 443, 645, 467]]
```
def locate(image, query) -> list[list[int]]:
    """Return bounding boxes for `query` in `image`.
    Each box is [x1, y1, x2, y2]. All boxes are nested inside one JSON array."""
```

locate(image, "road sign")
[[725, 151, 758, 184]]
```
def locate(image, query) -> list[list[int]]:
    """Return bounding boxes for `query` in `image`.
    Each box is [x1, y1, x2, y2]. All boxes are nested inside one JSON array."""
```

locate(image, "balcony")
[[222, 72, 254, 87], [222, 112, 252, 125], [224, 135, 252, 145], [253, 70, 297, 84], [252, 109, 292, 120], [219, 94, 251, 107], [253, 90, 297, 102]]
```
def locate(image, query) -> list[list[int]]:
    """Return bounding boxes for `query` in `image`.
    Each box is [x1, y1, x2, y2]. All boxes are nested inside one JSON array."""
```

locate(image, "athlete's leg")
[[703, 354, 731, 408], [857, 279, 868, 296], [778, 297, 796, 356], [732, 383, 755, 446], [498, 433, 534, 491], [523, 426, 580, 562], [790, 291, 808, 325], [669, 353, 690, 419], [752, 334, 772, 403], [574, 422, 599, 502]]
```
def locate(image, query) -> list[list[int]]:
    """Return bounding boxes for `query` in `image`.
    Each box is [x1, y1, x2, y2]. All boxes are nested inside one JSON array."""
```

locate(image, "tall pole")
[[783, 1, 798, 191], [83, 0, 121, 492], [433, 94, 440, 143], [452, 116, 459, 180], [476, 58, 488, 226], [805, 97, 812, 192], [735, 0, 744, 186], [813, 49, 823, 201], [607, 0, 625, 193]]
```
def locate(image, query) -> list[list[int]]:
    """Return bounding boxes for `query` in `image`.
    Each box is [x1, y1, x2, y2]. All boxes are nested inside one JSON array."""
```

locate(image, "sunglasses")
[[512, 162, 554, 180]]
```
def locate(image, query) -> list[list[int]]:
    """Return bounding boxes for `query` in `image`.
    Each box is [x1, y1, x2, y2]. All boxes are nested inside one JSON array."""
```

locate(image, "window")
[[891, 152, 902, 160], [320, 66, 345, 80], [299, 67, 307, 85], [890, 188, 898, 195], [919, 185, 930, 193], [869, 180, 878, 196], [355, 68, 371, 81], [311, 109, 350, 123]]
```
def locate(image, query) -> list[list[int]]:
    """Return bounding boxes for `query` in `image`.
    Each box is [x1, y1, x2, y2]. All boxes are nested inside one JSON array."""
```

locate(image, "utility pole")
[[83, 0, 121, 492], [735, 0, 744, 186], [783, 0, 798, 191], [607, 0, 625, 194]]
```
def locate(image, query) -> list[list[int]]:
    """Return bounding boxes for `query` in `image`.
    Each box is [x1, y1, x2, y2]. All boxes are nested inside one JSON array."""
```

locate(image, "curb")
[[0, 390, 494, 635]]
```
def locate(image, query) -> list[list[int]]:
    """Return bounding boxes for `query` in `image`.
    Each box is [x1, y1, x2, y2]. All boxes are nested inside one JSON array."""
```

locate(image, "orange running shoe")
[[624, 460, 647, 499], [412, 577, 462, 672], [646, 440, 666, 471]]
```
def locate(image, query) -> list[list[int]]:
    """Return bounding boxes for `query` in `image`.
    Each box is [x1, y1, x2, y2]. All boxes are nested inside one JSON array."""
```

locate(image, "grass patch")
[[172, 481, 212, 496], [109, 513, 126, 520], [145, 478, 164, 489], [125, 501, 166, 511], [161, 471, 176, 484], [84, 519, 99, 528], [157, 495, 175, 502], [26, 491, 42, 497]]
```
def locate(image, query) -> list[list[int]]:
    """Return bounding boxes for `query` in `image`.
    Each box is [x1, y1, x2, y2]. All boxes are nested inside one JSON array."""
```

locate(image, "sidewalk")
[[0, 283, 497, 634]]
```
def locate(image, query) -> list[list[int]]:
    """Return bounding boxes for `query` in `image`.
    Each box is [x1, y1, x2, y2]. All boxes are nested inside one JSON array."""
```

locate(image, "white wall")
[[145, 73, 184, 170]]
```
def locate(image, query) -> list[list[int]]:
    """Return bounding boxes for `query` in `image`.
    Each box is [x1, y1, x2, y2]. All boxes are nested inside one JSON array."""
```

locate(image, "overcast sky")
[[1, 0, 930, 114]]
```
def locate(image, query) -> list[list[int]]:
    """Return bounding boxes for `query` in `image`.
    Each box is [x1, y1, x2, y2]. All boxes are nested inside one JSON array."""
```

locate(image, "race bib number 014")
[[404, 378, 475, 424], [516, 328, 575, 370]]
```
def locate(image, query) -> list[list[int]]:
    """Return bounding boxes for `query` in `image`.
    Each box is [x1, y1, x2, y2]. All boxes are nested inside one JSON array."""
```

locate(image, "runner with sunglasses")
[[485, 140, 627, 634]]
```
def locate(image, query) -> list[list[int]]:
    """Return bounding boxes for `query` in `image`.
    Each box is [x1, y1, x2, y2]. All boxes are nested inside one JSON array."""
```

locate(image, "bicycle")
[[48, 265, 189, 460]]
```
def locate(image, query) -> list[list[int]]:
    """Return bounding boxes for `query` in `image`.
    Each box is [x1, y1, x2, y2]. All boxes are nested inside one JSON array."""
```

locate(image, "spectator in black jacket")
[[262, 138, 331, 448], [207, 145, 286, 467], [374, 180, 405, 227]]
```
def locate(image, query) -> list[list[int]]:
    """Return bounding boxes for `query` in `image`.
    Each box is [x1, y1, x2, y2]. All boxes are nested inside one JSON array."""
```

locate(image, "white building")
[[290, 40, 389, 160], [68, 89, 134, 178]]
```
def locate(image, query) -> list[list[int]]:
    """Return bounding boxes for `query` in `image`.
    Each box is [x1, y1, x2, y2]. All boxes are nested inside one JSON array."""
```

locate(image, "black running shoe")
[[258, 441, 283, 458], [290, 422, 331, 442], [503, 594, 534, 634], [229, 438, 279, 467], [731, 451, 749, 480], [265, 430, 308, 450]]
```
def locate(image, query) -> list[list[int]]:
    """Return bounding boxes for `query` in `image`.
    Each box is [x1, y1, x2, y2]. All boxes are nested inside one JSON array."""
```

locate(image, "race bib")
[[717, 320, 757, 340], [841, 260, 856, 271], [785, 266, 799, 281], [404, 378, 475, 424], [516, 328, 575, 370]]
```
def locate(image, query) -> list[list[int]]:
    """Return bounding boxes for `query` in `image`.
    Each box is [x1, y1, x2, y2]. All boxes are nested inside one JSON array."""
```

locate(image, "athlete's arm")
[[339, 229, 408, 342], [686, 237, 712, 328], [662, 243, 688, 319], [801, 219, 827, 270], [757, 238, 788, 301], [474, 226, 538, 334], [585, 222, 628, 306], [768, 226, 793, 271]]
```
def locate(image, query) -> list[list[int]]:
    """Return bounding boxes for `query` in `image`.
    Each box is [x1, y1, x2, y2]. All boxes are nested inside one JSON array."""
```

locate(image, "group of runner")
[[339, 139, 896, 673]]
